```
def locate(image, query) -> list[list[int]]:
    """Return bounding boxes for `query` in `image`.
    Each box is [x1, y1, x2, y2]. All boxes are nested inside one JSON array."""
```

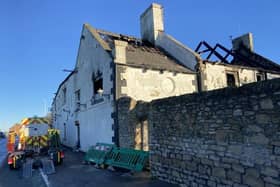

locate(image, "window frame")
[[225, 71, 238, 88]]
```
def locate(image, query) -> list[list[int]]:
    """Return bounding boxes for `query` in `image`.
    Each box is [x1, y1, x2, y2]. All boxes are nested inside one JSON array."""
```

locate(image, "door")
[[75, 121, 80, 149]]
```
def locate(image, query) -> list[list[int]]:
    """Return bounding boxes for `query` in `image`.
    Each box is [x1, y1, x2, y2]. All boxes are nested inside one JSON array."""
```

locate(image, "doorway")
[[75, 121, 80, 149], [135, 120, 149, 151]]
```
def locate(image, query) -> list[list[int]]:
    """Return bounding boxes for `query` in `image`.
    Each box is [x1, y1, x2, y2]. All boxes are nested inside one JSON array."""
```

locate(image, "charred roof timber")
[[195, 41, 233, 64], [195, 41, 280, 73]]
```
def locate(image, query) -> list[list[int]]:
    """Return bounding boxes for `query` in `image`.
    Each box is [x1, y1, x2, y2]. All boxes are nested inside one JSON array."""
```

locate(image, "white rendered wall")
[[199, 63, 279, 91], [53, 26, 114, 151], [118, 65, 197, 102]]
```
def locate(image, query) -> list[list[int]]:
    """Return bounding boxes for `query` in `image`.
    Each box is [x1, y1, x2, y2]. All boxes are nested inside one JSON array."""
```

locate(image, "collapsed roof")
[[85, 24, 195, 74], [195, 40, 280, 73]]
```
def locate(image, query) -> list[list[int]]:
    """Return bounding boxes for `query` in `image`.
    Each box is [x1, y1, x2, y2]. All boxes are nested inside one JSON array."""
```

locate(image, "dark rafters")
[[195, 41, 233, 64], [195, 41, 280, 72]]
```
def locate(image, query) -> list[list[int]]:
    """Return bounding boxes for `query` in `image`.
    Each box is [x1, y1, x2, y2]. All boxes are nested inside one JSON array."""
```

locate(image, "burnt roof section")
[[231, 44, 280, 72], [195, 41, 280, 73], [96, 29, 195, 74]]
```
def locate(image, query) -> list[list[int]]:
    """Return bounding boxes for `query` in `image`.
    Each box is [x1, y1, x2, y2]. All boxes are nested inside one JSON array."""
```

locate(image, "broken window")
[[226, 73, 236, 88], [256, 73, 265, 82], [92, 71, 103, 95]]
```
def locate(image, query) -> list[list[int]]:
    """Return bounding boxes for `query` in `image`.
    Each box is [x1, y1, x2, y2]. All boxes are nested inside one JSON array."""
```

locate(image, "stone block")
[[227, 170, 241, 183], [185, 161, 197, 172], [261, 167, 279, 178], [260, 99, 274, 109], [228, 145, 242, 155], [245, 168, 260, 178], [210, 145, 226, 152], [222, 157, 239, 164], [244, 111, 255, 116], [274, 146, 280, 155], [265, 183, 279, 187], [172, 170, 180, 178], [249, 134, 269, 145], [233, 184, 248, 187], [233, 109, 243, 116], [243, 168, 264, 187], [213, 167, 226, 178], [256, 114, 271, 124], [201, 158, 214, 166], [198, 164, 207, 174], [248, 125, 263, 133], [264, 177, 280, 185], [243, 175, 264, 187], [207, 180, 217, 187], [183, 154, 192, 161]]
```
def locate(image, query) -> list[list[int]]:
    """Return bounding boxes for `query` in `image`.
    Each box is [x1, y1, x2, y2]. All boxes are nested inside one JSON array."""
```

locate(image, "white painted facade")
[[267, 73, 280, 79], [53, 25, 114, 151], [199, 62, 280, 91]]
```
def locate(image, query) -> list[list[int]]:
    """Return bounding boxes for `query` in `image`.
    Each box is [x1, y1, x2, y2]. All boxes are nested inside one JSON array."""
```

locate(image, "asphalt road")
[[0, 148, 177, 187]]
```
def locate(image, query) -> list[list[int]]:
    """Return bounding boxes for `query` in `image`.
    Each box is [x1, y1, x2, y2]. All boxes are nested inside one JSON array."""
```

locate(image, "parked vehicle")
[[6, 117, 64, 177], [0, 131, 5, 139]]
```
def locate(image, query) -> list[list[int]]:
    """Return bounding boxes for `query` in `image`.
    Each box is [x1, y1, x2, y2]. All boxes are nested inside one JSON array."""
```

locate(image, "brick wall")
[[118, 78, 280, 187]]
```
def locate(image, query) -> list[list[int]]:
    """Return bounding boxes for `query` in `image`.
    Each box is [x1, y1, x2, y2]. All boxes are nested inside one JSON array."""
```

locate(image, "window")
[[226, 73, 236, 88], [75, 90, 80, 102], [92, 71, 103, 95], [63, 123, 67, 141], [62, 88, 67, 105], [94, 78, 103, 94], [256, 73, 265, 82], [75, 90, 81, 111]]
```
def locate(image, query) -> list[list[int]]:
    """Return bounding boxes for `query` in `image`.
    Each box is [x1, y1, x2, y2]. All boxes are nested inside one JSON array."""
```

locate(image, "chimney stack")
[[140, 3, 164, 44], [232, 33, 254, 52]]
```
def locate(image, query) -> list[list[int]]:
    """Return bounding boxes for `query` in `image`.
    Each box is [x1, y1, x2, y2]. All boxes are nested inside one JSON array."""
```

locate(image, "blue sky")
[[0, 0, 279, 131]]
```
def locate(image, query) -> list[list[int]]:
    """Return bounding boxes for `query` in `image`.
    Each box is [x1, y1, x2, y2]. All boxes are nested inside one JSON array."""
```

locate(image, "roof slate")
[[95, 28, 195, 74], [125, 43, 194, 73]]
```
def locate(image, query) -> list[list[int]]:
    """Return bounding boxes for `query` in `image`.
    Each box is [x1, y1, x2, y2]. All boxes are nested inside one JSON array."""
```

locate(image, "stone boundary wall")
[[118, 78, 280, 187]]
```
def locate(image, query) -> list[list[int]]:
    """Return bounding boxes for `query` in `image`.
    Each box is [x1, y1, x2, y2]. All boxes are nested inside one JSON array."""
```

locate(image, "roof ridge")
[[96, 28, 141, 42], [84, 24, 111, 51]]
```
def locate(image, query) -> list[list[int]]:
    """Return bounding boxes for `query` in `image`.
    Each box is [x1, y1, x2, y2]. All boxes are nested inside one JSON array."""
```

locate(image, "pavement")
[[0, 138, 7, 165], [0, 146, 177, 187]]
